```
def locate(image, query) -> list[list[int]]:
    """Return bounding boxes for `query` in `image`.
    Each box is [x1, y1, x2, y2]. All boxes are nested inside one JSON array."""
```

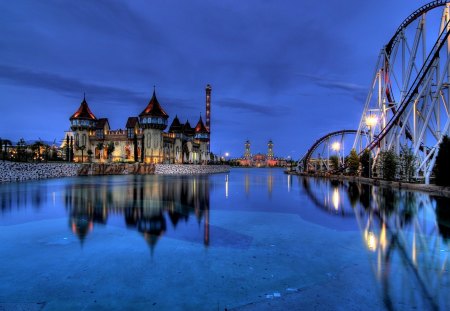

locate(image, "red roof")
[[70, 98, 97, 120], [139, 90, 169, 118], [195, 116, 209, 133]]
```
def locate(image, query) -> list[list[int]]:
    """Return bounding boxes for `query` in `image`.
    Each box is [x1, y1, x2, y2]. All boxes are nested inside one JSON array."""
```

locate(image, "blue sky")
[[0, 0, 429, 158]]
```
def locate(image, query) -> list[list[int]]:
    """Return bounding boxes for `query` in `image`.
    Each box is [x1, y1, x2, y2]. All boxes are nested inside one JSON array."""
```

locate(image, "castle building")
[[237, 139, 282, 167], [67, 85, 211, 164]]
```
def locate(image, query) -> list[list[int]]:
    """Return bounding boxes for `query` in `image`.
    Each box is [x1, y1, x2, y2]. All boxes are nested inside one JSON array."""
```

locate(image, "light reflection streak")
[[299, 177, 450, 310], [225, 174, 229, 198]]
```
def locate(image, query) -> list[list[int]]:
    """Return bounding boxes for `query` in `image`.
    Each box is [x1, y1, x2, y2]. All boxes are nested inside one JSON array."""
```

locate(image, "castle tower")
[[139, 88, 169, 163], [244, 140, 251, 159], [69, 95, 97, 162], [195, 115, 210, 164], [267, 140, 274, 159]]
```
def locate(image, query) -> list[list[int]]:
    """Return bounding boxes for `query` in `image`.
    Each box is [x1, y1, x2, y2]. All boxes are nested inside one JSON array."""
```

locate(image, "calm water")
[[0, 168, 449, 310]]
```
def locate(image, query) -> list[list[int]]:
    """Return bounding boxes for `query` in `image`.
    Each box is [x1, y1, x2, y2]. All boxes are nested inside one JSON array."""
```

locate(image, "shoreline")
[[286, 170, 450, 197], [0, 161, 230, 183]]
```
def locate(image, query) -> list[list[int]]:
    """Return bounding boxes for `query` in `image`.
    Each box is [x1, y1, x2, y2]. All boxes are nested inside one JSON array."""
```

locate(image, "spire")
[[70, 95, 97, 120]]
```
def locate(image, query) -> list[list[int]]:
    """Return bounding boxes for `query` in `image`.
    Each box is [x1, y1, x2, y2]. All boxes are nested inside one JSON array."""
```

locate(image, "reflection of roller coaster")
[[299, 177, 450, 310], [301, 1, 450, 183]]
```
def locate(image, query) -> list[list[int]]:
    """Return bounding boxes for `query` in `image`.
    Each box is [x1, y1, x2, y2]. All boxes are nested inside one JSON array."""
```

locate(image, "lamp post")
[[365, 115, 378, 178]]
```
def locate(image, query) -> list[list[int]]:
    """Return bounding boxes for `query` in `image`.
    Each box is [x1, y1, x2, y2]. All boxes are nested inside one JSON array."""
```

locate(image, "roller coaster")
[[300, 1, 450, 184]]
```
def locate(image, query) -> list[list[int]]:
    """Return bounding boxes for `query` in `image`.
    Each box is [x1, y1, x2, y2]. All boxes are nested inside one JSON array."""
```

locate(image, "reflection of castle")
[[237, 140, 286, 167], [64, 175, 210, 250], [65, 85, 212, 164]]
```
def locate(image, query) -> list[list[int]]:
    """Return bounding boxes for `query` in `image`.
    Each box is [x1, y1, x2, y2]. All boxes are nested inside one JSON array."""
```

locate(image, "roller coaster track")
[[301, 2, 450, 181], [386, 0, 450, 56], [367, 18, 450, 152], [300, 129, 357, 171]]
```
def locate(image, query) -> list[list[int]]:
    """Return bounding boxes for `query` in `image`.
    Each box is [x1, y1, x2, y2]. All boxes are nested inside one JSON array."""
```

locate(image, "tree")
[[75, 143, 86, 163], [17, 138, 27, 162], [106, 142, 115, 161], [399, 144, 416, 182], [87, 149, 93, 162], [346, 149, 360, 176], [360, 149, 371, 178], [96, 142, 104, 161], [380, 148, 398, 181], [31, 141, 43, 162], [434, 135, 450, 186], [329, 155, 339, 171]]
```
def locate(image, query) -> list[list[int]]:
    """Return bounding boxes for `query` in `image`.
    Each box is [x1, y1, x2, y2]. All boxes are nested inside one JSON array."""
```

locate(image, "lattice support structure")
[[353, 2, 450, 183]]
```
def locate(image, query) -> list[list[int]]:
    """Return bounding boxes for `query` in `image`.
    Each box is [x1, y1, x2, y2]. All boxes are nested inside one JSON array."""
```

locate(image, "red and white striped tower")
[[205, 84, 211, 132], [205, 84, 212, 153]]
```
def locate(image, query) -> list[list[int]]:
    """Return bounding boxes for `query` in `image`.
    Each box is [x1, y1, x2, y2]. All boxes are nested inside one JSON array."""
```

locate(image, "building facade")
[[237, 140, 282, 167], [66, 85, 211, 164]]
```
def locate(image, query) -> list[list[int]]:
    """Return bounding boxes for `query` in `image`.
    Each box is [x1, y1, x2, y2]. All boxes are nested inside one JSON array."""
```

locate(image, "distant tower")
[[244, 140, 251, 159], [205, 84, 212, 132], [267, 140, 274, 159]]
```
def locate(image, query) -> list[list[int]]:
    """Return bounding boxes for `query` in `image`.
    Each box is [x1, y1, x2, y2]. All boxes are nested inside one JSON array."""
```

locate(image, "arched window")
[[75, 133, 79, 145], [82, 134, 86, 146]]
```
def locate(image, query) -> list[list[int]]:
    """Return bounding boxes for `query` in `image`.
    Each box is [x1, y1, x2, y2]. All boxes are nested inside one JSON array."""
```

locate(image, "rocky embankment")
[[155, 164, 230, 174], [78, 163, 155, 176], [0, 161, 81, 183], [0, 161, 230, 183]]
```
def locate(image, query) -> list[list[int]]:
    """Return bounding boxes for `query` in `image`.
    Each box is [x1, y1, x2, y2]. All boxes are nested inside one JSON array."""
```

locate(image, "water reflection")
[[0, 183, 49, 213], [299, 177, 450, 310], [64, 175, 210, 250]]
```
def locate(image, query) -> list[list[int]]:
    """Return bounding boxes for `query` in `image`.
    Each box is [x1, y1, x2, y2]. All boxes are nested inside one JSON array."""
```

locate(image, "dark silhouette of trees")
[[360, 149, 371, 178], [434, 135, 450, 186], [380, 148, 398, 181], [346, 149, 360, 175]]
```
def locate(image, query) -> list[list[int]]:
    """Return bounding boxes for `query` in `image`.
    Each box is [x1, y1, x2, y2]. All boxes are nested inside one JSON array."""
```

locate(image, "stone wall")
[[155, 164, 230, 175], [0, 162, 230, 183], [78, 163, 155, 176], [0, 161, 81, 183]]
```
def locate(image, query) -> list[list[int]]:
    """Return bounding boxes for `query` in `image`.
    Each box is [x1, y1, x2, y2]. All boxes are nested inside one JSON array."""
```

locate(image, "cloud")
[[297, 73, 367, 103], [0, 64, 197, 114], [218, 97, 289, 116]]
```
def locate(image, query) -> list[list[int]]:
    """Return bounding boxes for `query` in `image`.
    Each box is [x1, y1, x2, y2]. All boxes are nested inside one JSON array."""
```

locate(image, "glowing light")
[[225, 152, 229, 157], [365, 115, 378, 128], [364, 230, 378, 252], [331, 142, 340, 152], [225, 174, 229, 198], [332, 187, 340, 210]]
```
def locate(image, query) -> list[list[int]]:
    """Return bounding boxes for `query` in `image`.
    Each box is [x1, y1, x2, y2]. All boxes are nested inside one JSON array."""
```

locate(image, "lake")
[[0, 168, 448, 310]]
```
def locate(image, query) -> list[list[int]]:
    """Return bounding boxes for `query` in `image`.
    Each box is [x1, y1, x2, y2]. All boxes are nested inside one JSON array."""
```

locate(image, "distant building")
[[64, 85, 212, 164], [237, 140, 285, 167]]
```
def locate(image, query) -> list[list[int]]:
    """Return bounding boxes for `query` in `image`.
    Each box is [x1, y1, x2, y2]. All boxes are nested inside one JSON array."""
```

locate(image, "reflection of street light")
[[365, 115, 378, 178]]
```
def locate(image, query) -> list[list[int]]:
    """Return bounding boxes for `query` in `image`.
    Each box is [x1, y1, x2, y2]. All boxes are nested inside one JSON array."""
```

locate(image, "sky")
[[0, 0, 433, 159]]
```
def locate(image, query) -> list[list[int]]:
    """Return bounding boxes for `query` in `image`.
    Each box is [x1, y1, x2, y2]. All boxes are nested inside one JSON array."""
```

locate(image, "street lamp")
[[331, 141, 341, 168], [331, 141, 340, 152], [365, 115, 378, 178]]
